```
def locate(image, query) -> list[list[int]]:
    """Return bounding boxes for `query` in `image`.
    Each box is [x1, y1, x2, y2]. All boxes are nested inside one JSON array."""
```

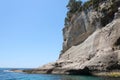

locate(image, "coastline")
[[10, 69, 24, 73], [11, 68, 120, 77], [10, 1, 120, 78], [92, 71, 120, 77]]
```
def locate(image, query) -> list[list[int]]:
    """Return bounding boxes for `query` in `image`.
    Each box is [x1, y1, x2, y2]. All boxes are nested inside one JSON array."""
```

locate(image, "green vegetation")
[[82, 0, 103, 10], [92, 71, 120, 77], [65, 0, 108, 26], [107, 72, 120, 77], [83, 0, 92, 10], [67, 0, 82, 14], [65, 0, 82, 26]]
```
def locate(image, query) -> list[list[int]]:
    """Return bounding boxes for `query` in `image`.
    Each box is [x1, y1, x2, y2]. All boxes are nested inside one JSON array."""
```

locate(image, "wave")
[[3, 70, 13, 73]]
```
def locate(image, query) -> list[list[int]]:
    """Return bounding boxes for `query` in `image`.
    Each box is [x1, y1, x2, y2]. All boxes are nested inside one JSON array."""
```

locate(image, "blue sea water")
[[0, 68, 120, 80]]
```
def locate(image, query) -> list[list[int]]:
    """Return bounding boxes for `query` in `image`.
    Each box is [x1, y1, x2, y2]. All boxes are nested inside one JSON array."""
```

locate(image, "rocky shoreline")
[[11, 68, 120, 77], [12, 0, 120, 77]]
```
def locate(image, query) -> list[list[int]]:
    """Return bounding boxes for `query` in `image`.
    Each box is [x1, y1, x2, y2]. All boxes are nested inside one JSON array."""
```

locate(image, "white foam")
[[3, 70, 13, 72]]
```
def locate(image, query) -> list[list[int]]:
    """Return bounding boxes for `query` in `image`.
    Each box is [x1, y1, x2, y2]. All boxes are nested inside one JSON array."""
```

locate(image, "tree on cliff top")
[[67, 0, 82, 14], [65, 0, 107, 26], [65, 0, 82, 26]]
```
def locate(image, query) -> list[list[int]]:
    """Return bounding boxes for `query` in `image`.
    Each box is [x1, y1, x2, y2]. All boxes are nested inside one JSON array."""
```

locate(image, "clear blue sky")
[[0, 0, 87, 68]]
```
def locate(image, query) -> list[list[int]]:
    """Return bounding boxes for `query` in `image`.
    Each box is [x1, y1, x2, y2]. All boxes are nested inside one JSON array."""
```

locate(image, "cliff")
[[62, 0, 120, 53], [23, 0, 120, 75]]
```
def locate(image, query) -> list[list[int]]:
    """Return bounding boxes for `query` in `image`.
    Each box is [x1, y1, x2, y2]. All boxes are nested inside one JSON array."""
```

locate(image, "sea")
[[0, 68, 120, 80]]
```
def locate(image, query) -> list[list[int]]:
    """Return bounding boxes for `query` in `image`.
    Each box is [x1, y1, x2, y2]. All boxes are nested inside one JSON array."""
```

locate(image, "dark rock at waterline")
[[25, 0, 120, 76]]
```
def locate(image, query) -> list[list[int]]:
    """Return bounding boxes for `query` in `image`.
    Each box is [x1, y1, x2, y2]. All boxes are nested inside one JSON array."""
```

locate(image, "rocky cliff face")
[[24, 0, 120, 74], [61, 0, 120, 53], [59, 18, 120, 71]]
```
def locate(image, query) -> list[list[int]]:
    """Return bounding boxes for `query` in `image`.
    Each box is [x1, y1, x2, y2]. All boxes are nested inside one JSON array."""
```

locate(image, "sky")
[[0, 0, 87, 68]]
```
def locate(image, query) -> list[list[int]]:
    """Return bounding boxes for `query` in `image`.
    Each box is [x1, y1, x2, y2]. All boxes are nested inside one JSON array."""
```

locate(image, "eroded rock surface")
[[24, 0, 120, 75], [62, 0, 120, 53]]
